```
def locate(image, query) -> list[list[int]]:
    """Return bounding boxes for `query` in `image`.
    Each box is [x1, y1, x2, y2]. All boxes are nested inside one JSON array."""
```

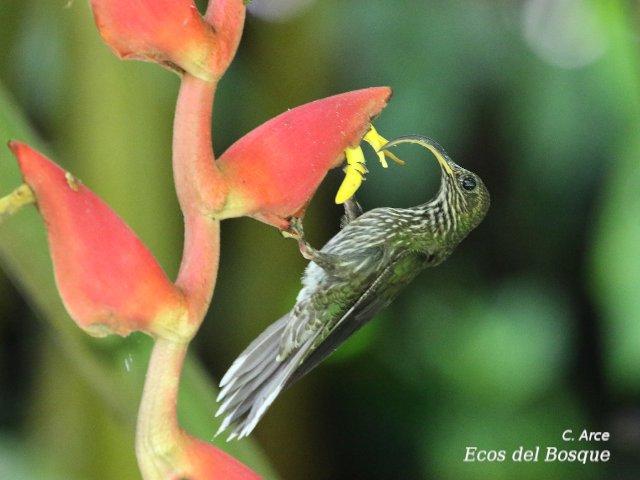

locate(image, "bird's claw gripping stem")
[[282, 217, 315, 261], [281, 216, 303, 240], [283, 217, 352, 277]]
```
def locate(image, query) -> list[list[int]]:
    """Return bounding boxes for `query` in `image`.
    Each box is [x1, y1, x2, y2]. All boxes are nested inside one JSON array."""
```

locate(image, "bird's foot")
[[281, 216, 304, 240], [282, 217, 316, 261]]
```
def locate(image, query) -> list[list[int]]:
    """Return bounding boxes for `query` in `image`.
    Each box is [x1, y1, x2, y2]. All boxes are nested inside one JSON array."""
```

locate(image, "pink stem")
[[136, 2, 248, 478], [178, 212, 221, 323], [136, 75, 223, 480], [137, 73, 223, 479], [172, 75, 227, 216], [205, 0, 246, 57], [171, 0, 246, 320], [172, 74, 225, 323]]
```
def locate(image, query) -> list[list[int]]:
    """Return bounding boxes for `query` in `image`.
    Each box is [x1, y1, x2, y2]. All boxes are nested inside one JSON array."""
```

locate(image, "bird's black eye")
[[461, 175, 477, 191]]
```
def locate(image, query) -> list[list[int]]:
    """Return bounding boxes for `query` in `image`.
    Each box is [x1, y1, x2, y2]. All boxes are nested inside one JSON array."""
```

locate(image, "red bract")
[[90, 0, 217, 81], [216, 87, 392, 228], [8, 142, 187, 338], [182, 436, 261, 479]]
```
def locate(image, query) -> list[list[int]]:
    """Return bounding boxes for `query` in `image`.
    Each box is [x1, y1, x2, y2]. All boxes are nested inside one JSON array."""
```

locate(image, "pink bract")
[[90, 0, 217, 80], [216, 87, 392, 228], [9, 142, 187, 338]]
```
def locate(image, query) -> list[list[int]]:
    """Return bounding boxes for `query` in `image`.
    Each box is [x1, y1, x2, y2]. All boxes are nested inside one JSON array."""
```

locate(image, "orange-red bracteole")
[[90, 0, 218, 80], [9, 142, 187, 338], [216, 87, 392, 228]]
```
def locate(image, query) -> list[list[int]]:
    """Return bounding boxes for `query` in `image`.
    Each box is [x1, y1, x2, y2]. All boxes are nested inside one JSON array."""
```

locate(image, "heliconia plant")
[[0, 0, 398, 478], [7, 141, 189, 339]]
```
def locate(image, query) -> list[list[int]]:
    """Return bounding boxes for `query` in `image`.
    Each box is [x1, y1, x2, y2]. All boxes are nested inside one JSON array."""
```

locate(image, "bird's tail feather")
[[215, 313, 311, 440]]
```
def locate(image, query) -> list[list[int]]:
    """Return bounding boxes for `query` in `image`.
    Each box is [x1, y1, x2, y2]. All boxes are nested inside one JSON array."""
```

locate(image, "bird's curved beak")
[[379, 135, 454, 176]]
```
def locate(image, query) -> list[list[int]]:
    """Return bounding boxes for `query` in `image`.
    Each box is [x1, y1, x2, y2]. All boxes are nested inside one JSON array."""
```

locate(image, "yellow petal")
[[335, 146, 366, 204], [363, 125, 389, 168], [351, 162, 368, 175]]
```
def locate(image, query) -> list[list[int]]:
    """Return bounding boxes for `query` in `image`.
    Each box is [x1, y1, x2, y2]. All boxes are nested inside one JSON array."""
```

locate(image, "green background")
[[0, 1, 639, 478]]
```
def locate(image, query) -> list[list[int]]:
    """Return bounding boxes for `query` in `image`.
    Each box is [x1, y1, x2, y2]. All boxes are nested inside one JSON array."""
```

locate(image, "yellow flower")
[[335, 125, 405, 204]]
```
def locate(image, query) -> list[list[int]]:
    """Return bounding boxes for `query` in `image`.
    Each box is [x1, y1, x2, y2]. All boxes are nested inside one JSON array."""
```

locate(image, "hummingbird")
[[215, 135, 490, 440]]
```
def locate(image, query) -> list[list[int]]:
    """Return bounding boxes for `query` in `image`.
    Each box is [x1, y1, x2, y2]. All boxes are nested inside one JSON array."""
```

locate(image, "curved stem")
[[135, 2, 250, 478], [136, 74, 223, 479], [172, 74, 225, 323], [178, 214, 221, 324], [205, 0, 246, 73], [172, 74, 225, 324], [172, 75, 227, 217], [136, 337, 189, 479]]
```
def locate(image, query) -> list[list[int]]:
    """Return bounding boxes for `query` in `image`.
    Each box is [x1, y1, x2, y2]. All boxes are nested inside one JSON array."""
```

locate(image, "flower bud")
[[8, 142, 187, 338], [182, 436, 261, 479], [90, 0, 218, 81]]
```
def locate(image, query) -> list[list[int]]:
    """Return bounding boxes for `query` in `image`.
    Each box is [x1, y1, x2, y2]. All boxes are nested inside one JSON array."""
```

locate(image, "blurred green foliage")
[[1, 1, 639, 479]]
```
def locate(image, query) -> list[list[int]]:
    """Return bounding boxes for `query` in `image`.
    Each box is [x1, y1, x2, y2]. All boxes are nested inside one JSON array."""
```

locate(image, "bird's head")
[[381, 135, 490, 237]]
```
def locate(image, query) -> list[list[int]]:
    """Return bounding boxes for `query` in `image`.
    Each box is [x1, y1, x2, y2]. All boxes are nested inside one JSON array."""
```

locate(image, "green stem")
[[136, 337, 189, 479], [0, 183, 35, 224]]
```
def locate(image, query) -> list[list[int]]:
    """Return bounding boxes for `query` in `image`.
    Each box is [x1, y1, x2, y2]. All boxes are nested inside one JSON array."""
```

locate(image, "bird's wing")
[[215, 311, 326, 440], [278, 245, 385, 361], [278, 208, 407, 361], [286, 251, 424, 387]]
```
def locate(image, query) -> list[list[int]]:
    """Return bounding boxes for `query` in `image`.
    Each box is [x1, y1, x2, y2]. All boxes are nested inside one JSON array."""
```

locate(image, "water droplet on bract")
[[124, 354, 134, 372]]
